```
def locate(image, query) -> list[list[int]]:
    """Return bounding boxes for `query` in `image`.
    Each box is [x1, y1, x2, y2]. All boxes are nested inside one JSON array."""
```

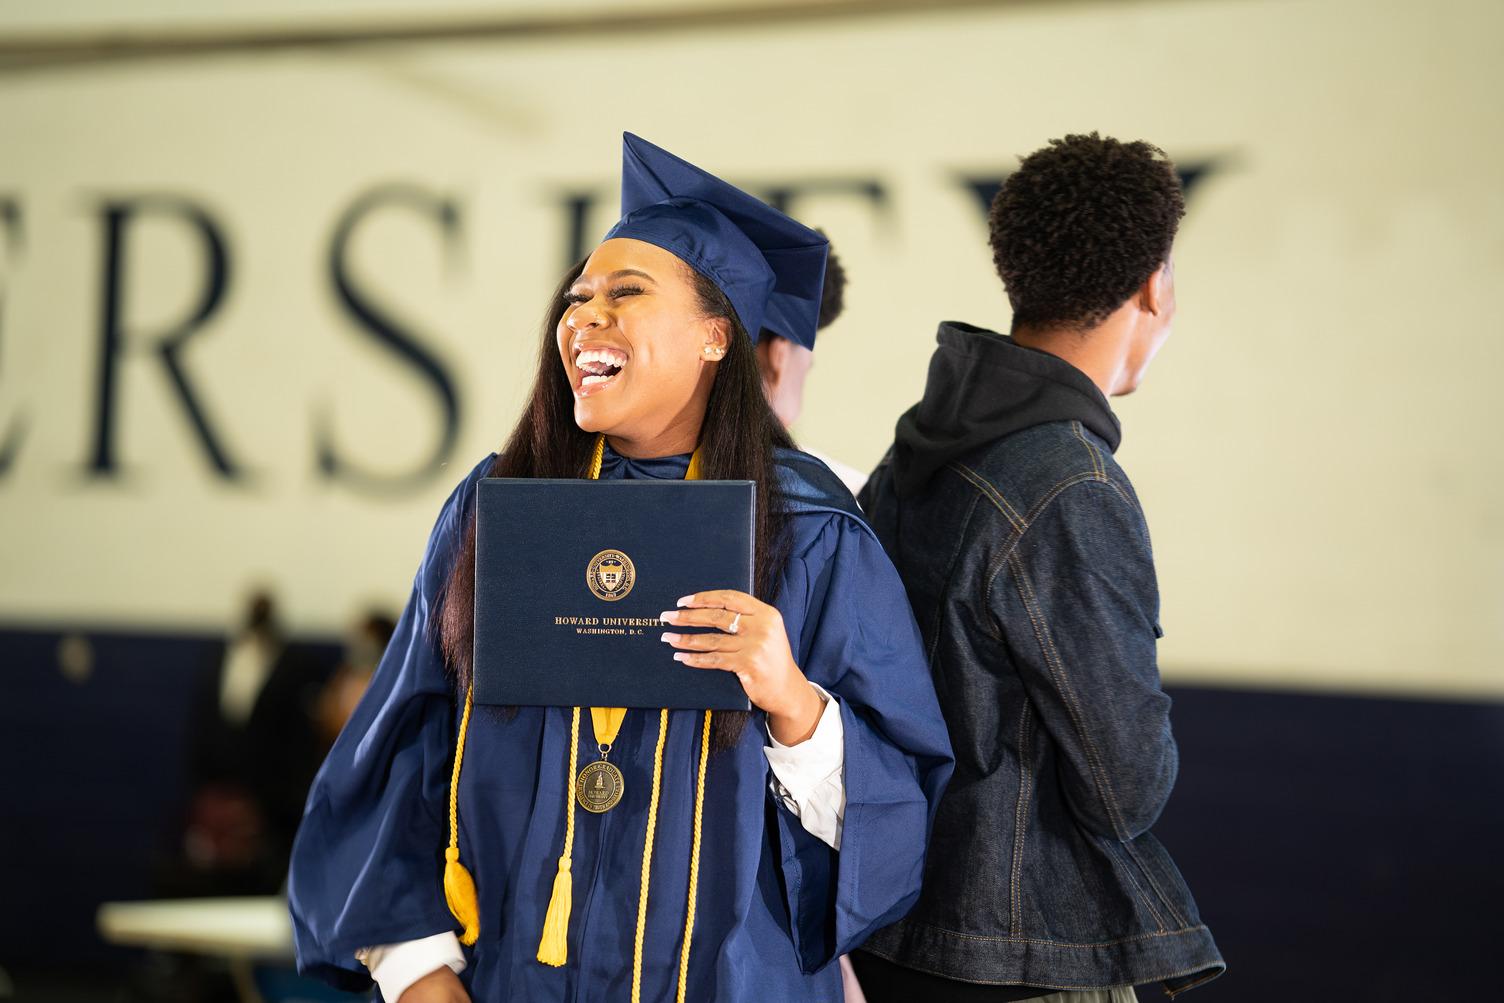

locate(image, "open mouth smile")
[[573, 346, 629, 396]]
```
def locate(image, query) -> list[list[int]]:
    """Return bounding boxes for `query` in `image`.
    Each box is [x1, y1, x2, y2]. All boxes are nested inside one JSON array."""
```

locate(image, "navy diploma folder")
[[472, 478, 754, 710]]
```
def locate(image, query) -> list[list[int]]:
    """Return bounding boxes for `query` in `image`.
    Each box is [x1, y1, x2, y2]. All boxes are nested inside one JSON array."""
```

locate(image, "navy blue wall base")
[[1150, 686, 1504, 1000], [2, 627, 1501, 1000]]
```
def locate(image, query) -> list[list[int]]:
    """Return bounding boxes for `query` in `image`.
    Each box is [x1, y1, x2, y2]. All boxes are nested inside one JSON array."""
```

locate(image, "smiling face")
[[558, 238, 729, 456]]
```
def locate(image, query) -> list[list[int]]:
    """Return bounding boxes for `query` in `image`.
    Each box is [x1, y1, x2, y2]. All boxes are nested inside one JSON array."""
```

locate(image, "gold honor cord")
[[631, 708, 672, 1001], [676, 709, 714, 1003], [444, 685, 481, 945]]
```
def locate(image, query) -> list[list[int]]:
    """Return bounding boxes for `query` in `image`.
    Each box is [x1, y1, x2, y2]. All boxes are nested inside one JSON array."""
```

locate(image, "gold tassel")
[[444, 846, 481, 947], [445, 686, 480, 945], [537, 706, 582, 965], [536, 854, 574, 966], [531, 443, 603, 967]]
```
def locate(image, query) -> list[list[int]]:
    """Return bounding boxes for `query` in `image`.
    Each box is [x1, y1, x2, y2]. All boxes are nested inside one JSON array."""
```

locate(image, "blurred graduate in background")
[[755, 232, 868, 496]]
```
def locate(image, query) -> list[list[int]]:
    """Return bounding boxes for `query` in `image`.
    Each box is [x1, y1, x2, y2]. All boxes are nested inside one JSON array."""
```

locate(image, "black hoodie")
[[882, 321, 1121, 498]]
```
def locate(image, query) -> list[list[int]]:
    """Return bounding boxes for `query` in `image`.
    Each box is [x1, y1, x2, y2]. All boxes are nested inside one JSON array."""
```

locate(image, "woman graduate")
[[288, 134, 953, 1003]]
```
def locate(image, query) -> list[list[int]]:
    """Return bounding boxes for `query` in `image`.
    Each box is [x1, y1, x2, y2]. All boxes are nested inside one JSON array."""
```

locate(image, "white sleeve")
[[762, 682, 846, 851], [355, 931, 467, 1001]]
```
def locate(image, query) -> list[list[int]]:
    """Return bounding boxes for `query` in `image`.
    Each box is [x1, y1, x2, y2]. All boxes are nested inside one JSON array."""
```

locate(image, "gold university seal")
[[586, 549, 635, 602]]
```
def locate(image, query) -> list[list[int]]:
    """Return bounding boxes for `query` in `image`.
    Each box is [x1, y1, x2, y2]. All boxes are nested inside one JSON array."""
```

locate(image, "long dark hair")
[[436, 258, 794, 749]]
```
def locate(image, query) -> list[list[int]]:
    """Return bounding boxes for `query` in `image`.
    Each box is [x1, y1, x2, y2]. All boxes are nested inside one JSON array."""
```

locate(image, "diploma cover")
[[472, 478, 754, 710]]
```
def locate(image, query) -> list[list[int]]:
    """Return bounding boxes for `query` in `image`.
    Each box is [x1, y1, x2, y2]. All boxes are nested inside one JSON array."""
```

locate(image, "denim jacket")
[[856, 323, 1224, 997]]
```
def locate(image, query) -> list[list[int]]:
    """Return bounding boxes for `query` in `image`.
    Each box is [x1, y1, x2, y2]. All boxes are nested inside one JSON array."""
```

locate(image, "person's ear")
[[761, 334, 794, 383], [699, 317, 731, 362], [1142, 261, 1170, 317], [754, 335, 777, 381]]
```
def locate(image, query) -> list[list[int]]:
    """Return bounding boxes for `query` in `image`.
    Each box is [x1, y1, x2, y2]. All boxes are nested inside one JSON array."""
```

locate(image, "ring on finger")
[[728, 612, 742, 635]]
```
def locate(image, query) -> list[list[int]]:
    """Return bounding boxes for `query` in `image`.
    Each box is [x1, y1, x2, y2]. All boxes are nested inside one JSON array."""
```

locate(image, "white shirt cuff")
[[763, 682, 846, 850], [356, 931, 466, 1002]]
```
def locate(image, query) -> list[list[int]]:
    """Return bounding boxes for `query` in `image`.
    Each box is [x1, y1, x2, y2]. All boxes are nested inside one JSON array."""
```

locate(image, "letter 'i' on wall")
[[0, 197, 23, 476]]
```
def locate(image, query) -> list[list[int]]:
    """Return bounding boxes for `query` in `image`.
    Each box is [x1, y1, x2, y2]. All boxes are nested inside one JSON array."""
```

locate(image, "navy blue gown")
[[289, 444, 953, 1001]]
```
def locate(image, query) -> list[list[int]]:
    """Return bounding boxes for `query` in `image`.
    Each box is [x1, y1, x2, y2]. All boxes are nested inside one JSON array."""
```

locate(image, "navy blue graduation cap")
[[602, 133, 828, 350]]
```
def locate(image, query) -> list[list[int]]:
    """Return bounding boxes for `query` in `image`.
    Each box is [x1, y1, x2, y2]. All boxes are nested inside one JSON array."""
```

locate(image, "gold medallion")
[[576, 760, 625, 813]]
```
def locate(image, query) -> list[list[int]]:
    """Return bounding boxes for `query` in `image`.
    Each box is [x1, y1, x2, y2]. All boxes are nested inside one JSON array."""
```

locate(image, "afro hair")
[[816, 229, 846, 332], [989, 132, 1185, 332]]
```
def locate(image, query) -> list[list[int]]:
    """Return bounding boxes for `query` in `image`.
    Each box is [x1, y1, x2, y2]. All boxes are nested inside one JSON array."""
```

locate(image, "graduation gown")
[[288, 444, 954, 1001]]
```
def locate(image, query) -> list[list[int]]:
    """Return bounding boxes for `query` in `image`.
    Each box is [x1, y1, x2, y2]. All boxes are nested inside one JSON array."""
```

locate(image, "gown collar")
[[596, 438, 694, 481]]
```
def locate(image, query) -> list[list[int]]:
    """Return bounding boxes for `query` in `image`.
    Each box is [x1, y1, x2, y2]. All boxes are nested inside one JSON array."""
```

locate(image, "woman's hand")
[[661, 590, 825, 745], [398, 967, 469, 1003]]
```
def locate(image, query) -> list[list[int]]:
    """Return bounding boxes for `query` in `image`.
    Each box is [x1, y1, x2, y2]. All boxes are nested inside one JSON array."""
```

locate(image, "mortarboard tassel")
[[445, 685, 481, 945]]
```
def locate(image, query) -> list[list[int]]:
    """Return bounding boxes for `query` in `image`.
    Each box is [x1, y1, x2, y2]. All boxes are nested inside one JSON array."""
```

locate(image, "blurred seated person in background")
[[163, 590, 334, 897], [164, 590, 287, 896], [316, 609, 398, 745]]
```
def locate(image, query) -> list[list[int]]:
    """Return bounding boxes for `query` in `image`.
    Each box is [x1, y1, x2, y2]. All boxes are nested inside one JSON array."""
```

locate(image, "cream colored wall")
[[0, 0, 1499, 699]]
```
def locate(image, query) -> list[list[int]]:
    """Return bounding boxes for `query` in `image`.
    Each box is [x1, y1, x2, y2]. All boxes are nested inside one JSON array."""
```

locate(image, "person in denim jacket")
[[852, 134, 1225, 1001]]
